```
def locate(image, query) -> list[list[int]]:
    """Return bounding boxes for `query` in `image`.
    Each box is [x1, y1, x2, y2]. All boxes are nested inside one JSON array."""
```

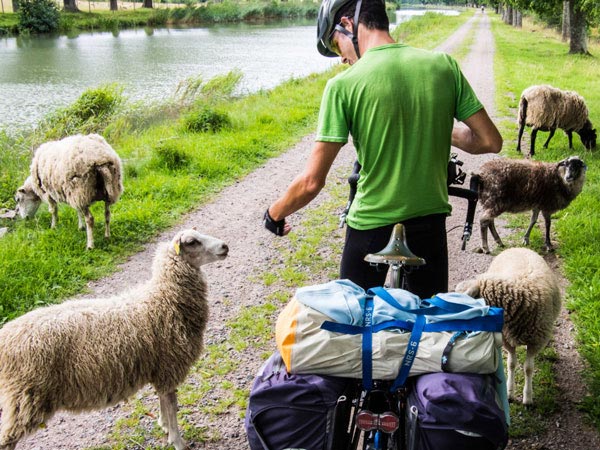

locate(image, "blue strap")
[[391, 314, 426, 391], [362, 296, 374, 391], [369, 287, 439, 315], [425, 295, 472, 313]]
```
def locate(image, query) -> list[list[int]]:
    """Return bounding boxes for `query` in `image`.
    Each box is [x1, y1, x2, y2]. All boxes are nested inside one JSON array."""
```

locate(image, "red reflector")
[[379, 412, 399, 433], [356, 410, 378, 431], [356, 410, 399, 433]]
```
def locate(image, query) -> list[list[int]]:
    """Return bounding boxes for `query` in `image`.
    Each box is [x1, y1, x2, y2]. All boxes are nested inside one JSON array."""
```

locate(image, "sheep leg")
[[82, 206, 95, 250], [504, 342, 517, 402], [479, 216, 491, 254], [77, 211, 85, 230], [542, 210, 554, 251], [529, 128, 538, 157], [566, 130, 574, 149], [48, 198, 58, 229], [523, 346, 537, 406], [488, 219, 504, 247], [104, 202, 111, 239], [158, 391, 187, 450], [523, 208, 540, 246], [0, 394, 48, 450], [542, 128, 556, 149], [517, 122, 526, 154]]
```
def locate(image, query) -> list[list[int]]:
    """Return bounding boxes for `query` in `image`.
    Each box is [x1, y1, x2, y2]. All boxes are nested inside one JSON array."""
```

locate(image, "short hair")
[[334, 0, 389, 31]]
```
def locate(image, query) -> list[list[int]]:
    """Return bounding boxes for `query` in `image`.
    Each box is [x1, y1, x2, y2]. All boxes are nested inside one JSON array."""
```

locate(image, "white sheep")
[[0, 229, 228, 450], [15, 133, 124, 249], [475, 155, 587, 253], [516, 84, 596, 157], [455, 247, 561, 405]]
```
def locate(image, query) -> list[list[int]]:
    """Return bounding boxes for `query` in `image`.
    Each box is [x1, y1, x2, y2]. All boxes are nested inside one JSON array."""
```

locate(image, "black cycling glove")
[[264, 209, 286, 236]]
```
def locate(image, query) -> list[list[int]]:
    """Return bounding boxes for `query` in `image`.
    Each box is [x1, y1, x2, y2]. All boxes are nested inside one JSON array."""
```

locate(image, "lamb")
[[0, 228, 229, 450], [15, 133, 123, 249], [516, 84, 596, 157], [455, 247, 561, 405], [475, 155, 587, 254]]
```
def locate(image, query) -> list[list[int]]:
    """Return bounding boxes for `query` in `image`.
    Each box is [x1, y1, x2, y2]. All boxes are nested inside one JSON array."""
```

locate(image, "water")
[[0, 9, 458, 132], [0, 20, 336, 131]]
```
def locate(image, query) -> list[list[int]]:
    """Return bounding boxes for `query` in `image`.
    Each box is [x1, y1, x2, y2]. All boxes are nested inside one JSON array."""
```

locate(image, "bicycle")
[[330, 155, 482, 450]]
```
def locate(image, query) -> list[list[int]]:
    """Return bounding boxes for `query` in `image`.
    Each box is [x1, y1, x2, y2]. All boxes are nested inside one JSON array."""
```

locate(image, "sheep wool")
[[517, 84, 596, 156], [475, 155, 587, 253], [0, 229, 228, 450], [456, 247, 561, 405], [15, 133, 123, 249]]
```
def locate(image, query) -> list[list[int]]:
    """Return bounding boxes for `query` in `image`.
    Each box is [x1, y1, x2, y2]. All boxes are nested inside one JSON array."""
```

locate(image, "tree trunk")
[[569, 3, 590, 54], [562, 1, 571, 42], [143, 0, 153, 8], [505, 6, 514, 25], [515, 10, 522, 28], [110, 0, 117, 11], [11, 0, 18, 12], [63, 0, 79, 12]]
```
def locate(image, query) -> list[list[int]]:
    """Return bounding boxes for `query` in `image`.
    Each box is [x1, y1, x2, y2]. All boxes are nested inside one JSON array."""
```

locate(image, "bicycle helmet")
[[317, 0, 363, 57]]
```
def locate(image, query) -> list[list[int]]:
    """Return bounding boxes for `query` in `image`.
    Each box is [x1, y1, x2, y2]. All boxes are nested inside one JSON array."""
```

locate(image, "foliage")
[[17, 0, 60, 34], [181, 107, 231, 134], [39, 84, 124, 139]]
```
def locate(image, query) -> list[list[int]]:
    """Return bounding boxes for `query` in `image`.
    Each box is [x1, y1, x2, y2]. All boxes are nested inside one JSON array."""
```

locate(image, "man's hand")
[[263, 209, 287, 236]]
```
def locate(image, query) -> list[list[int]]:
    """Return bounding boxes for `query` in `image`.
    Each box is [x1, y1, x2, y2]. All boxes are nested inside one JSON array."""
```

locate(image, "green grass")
[[392, 9, 474, 49], [492, 14, 600, 431]]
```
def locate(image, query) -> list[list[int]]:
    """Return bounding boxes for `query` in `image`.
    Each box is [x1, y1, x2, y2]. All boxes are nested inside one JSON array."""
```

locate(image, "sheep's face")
[[171, 229, 229, 268], [14, 177, 42, 219], [578, 125, 596, 150], [455, 279, 481, 298], [558, 156, 587, 184]]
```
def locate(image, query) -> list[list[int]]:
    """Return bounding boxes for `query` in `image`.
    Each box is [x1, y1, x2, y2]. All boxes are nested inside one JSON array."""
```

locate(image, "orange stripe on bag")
[[276, 298, 299, 372]]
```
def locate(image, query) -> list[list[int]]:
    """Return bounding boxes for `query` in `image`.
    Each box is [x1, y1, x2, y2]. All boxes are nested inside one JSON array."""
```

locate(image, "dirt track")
[[15, 11, 600, 450]]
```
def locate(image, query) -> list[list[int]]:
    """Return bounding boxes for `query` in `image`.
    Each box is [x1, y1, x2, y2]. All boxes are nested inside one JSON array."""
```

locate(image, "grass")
[[492, 14, 600, 431], [3, 8, 592, 447]]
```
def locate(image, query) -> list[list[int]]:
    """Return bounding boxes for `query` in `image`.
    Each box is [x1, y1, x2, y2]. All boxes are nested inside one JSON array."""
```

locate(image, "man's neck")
[[358, 28, 396, 55]]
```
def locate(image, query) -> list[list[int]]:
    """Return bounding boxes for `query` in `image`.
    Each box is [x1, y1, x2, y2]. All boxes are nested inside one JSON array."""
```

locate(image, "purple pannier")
[[245, 351, 352, 450], [406, 372, 509, 450]]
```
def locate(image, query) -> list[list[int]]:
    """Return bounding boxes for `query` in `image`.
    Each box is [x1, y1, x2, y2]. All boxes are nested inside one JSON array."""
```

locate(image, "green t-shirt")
[[316, 43, 483, 230]]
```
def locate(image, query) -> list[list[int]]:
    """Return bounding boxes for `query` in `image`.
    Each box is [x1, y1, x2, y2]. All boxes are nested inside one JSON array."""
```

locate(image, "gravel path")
[[15, 11, 600, 450]]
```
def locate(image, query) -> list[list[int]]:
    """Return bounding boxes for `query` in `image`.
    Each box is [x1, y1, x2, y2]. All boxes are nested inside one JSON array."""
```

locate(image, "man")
[[264, 0, 502, 297]]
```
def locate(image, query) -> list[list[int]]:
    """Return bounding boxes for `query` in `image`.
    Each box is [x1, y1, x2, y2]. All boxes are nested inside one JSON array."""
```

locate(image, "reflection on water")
[[0, 20, 336, 131], [0, 10, 458, 132]]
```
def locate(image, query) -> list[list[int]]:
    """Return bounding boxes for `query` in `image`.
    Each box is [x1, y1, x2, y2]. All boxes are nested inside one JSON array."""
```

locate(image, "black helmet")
[[317, 0, 363, 57]]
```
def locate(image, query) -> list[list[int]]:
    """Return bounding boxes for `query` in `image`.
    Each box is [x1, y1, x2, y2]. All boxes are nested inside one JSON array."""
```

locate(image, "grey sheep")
[[456, 247, 561, 405], [517, 84, 596, 157], [15, 133, 123, 249], [475, 155, 587, 253], [0, 229, 229, 450]]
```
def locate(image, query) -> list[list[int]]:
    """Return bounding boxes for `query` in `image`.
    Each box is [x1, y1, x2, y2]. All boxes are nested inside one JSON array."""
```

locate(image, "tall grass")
[[492, 15, 600, 428]]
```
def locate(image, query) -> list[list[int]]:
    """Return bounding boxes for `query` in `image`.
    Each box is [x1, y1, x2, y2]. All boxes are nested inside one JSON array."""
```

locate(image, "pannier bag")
[[245, 351, 353, 450], [406, 372, 509, 450], [276, 280, 503, 385]]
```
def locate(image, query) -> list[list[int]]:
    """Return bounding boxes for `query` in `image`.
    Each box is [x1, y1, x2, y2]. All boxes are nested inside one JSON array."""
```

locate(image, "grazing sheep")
[[475, 155, 587, 253], [455, 247, 561, 405], [516, 84, 596, 157], [0, 229, 228, 450], [15, 134, 123, 249]]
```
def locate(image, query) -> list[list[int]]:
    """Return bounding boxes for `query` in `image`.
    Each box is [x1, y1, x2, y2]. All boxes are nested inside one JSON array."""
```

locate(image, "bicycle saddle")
[[364, 223, 426, 266]]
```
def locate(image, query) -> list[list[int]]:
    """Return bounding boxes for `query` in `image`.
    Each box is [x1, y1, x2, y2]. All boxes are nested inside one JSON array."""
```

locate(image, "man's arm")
[[267, 141, 344, 235], [452, 108, 503, 155]]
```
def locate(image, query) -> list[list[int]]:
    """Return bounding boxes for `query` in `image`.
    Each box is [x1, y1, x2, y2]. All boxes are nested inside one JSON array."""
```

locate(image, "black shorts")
[[340, 213, 448, 298]]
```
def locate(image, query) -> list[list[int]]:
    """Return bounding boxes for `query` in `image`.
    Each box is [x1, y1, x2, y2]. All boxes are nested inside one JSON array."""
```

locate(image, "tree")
[[562, 0, 570, 41], [143, 0, 153, 8], [110, 0, 117, 11], [569, 1, 590, 54], [63, 0, 78, 12], [18, 0, 60, 33], [12, 0, 19, 12]]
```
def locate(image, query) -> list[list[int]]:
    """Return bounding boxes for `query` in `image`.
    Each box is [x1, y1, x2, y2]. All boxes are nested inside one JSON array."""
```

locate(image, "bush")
[[18, 0, 60, 34], [150, 141, 191, 171], [181, 107, 231, 133]]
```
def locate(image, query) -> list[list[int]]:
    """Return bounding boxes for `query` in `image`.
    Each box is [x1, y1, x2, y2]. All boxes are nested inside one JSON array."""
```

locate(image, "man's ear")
[[340, 16, 353, 30]]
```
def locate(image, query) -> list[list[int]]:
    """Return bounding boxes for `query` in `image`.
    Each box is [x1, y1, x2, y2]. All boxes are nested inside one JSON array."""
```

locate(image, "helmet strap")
[[351, 0, 363, 58]]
